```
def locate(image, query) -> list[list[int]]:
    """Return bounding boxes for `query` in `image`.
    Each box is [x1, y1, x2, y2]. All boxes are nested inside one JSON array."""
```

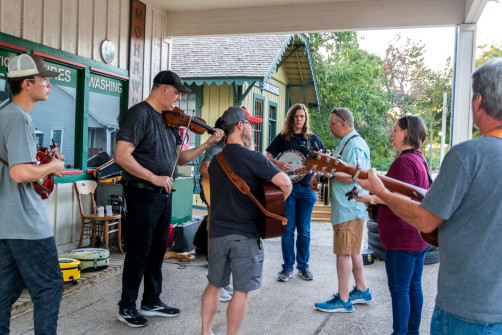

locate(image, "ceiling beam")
[[464, 0, 489, 23], [165, 0, 465, 38]]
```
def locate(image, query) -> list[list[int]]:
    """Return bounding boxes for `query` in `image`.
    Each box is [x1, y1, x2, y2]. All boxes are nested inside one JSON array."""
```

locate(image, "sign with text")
[[90, 73, 123, 96], [128, 0, 146, 108], [43, 60, 78, 88]]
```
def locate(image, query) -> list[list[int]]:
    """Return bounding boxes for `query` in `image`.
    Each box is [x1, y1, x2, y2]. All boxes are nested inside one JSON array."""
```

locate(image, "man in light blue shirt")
[[315, 108, 373, 313]]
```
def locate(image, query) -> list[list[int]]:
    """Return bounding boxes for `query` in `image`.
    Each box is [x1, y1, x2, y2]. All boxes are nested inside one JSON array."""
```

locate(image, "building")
[[0, 0, 488, 249]]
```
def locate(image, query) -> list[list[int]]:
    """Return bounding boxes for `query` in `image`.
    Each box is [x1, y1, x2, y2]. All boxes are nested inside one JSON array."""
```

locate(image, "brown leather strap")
[[215, 152, 287, 225], [0, 157, 8, 167]]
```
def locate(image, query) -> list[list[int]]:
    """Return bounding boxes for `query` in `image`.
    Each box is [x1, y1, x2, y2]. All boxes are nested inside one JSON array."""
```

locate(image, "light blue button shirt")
[[330, 129, 371, 225]]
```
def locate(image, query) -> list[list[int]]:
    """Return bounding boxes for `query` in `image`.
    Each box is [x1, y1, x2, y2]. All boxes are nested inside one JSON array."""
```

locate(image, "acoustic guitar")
[[255, 182, 287, 239], [305, 151, 438, 246]]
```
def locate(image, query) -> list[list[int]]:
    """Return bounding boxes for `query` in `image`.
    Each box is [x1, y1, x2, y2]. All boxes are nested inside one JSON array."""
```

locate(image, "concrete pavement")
[[10, 220, 439, 335]]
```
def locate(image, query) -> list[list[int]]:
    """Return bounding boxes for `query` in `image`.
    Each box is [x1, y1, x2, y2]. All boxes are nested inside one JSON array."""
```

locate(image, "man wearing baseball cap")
[[0, 54, 65, 334], [115, 70, 224, 327], [200, 106, 292, 335]]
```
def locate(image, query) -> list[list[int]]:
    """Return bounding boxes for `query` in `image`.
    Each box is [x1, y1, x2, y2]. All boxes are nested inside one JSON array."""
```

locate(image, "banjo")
[[276, 150, 309, 182]]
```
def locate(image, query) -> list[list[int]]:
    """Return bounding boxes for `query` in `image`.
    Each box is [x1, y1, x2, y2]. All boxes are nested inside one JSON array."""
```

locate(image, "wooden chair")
[[74, 180, 123, 254]]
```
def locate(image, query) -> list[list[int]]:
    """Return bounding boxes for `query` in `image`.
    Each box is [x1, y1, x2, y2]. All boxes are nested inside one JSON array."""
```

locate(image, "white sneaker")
[[220, 288, 231, 302], [222, 284, 233, 295]]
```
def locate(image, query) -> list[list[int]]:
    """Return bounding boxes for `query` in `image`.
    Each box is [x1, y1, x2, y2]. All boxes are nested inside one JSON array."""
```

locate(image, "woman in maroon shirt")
[[357, 115, 430, 335]]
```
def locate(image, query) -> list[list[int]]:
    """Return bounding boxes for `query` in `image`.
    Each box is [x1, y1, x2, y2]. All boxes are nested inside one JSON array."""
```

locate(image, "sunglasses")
[[332, 109, 346, 123]]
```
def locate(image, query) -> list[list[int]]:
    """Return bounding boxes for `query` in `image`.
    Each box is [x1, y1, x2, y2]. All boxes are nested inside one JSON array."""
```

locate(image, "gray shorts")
[[207, 234, 264, 293]]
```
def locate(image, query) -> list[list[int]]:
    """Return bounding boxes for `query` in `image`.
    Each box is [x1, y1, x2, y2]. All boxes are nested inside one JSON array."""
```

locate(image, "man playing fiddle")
[[0, 54, 65, 334], [115, 70, 223, 328]]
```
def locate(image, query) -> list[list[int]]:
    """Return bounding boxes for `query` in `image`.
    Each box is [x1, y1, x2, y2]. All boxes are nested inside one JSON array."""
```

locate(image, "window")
[[31, 60, 79, 169], [253, 97, 264, 152], [175, 93, 197, 149], [51, 129, 63, 150], [0, 48, 19, 110], [87, 72, 125, 165], [268, 103, 277, 145]]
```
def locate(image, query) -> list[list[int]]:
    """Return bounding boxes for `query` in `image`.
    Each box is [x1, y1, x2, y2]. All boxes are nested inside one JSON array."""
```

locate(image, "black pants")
[[119, 187, 172, 309], [0, 238, 63, 334]]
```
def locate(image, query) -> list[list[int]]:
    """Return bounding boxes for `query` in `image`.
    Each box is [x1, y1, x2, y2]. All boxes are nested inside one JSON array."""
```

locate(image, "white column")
[[451, 24, 477, 146]]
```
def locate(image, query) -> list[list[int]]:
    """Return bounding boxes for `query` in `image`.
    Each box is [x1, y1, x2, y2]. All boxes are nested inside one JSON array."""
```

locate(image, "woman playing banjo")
[[266, 103, 323, 282]]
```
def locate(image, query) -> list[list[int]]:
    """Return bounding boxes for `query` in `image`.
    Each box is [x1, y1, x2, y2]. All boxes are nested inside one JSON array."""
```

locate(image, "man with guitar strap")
[[266, 103, 324, 282], [358, 58, 502, 333], [315, 108, 373, 313], [200, 106, 291, 335], [0, 54, 65, 334]]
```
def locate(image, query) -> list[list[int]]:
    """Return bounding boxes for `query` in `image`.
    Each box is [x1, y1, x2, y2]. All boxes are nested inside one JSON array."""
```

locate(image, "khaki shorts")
[[332, 219, 364, 255]]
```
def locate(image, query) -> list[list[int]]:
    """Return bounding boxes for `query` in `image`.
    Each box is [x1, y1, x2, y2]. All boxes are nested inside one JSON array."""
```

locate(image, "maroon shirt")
[[378, 150, 430, 251]]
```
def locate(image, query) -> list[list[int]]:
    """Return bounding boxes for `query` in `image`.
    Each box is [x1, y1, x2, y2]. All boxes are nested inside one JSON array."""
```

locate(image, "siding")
[[0, 0, 130, 69]]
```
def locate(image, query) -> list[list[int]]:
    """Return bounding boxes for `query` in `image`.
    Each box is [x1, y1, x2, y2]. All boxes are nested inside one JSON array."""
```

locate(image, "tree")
[[477, 43, 502, 67], [382, 35, 453, 170], [309, 32, 392, 168]]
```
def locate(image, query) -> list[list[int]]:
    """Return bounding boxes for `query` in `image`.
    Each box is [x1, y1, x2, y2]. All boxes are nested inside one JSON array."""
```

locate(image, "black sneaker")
[[298, 268, 314, 281], [118, 306, 148, 328], [277, 268, 293, 282], [140, 300, 180, 317]]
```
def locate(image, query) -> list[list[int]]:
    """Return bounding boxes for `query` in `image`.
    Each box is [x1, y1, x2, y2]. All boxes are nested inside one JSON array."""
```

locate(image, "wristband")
[[370, 195, 376, 205]]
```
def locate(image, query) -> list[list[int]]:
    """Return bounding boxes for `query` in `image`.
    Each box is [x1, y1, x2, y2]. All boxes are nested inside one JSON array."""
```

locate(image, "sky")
[[357, 1, 502, 71]]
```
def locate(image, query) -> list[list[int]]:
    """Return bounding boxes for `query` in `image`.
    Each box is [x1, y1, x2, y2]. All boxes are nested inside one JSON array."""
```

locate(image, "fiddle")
[[163, 107, 215, 135], [32, 139, 58, 199]]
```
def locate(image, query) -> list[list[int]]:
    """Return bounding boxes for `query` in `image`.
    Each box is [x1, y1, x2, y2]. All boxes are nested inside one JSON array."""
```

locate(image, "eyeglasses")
[[332, 109, 346, 123], [242, 121, 254, 128], [28, 78, 51, 86]]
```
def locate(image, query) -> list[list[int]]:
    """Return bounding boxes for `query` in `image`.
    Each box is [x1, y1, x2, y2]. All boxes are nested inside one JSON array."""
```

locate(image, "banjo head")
[[277, 150, 306, 183]]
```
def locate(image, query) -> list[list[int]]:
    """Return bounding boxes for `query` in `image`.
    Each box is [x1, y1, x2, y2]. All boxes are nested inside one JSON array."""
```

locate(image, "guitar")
[[305, 151, 438, 246], [32, 139, 58, 200], [276, 150, 309, 182], [256, 182, 286, 239]]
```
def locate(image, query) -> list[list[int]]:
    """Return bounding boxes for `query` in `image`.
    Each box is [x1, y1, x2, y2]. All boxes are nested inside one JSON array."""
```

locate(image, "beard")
[[242, 128, 255, 150]]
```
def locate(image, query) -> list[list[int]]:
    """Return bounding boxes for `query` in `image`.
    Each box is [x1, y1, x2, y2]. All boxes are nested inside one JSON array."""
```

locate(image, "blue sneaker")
[[349, 286, 373, 304], [315, 294, 354, 313]]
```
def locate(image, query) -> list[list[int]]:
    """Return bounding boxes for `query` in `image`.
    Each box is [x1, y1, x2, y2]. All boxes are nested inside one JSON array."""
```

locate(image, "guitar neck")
[[307, 153, 427, 202], [348, 168, 426, 201]]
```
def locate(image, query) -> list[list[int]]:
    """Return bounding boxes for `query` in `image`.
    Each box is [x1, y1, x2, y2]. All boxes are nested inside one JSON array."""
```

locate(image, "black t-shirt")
[[117, 101, 182, 182], [266, 133, 323, 186], [209, 144, 281, 238]]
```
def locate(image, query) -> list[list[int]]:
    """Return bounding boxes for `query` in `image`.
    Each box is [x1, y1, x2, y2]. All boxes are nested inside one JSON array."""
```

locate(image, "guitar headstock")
[[305, 151, 351, 178]]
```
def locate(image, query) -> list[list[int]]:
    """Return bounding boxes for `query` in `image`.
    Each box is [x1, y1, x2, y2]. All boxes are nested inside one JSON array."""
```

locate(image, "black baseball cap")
[[220, 106, 262, 131], [153, 70, 191, 93]]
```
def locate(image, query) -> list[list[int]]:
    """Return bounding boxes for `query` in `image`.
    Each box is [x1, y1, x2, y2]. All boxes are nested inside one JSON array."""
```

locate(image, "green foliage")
[[309, 32, 392, 165], [477, 43, 502, 67], [308, 32, 453, 171]]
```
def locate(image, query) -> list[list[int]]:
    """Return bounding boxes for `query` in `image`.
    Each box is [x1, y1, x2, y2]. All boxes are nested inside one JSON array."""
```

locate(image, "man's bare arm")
[[10, 158, 65, 183], [178, 129, 224, 166], [271, 172, 292, 199]]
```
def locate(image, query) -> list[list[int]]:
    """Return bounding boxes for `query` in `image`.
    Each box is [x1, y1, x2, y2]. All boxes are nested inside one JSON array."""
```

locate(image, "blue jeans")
[[119, 187, 173, 309], [0, 238, 63, 335], [385, 248, 428, 335], [431, 306, 502, 335], [281, 184, 317, 271]]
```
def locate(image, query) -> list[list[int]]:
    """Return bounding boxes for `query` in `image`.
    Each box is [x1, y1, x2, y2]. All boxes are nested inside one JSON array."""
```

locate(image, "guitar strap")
[[215, 152, 287, 226], [0, 157, 8, 167], [400, 149, 433, 186], [338, 134, 359, 157]]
